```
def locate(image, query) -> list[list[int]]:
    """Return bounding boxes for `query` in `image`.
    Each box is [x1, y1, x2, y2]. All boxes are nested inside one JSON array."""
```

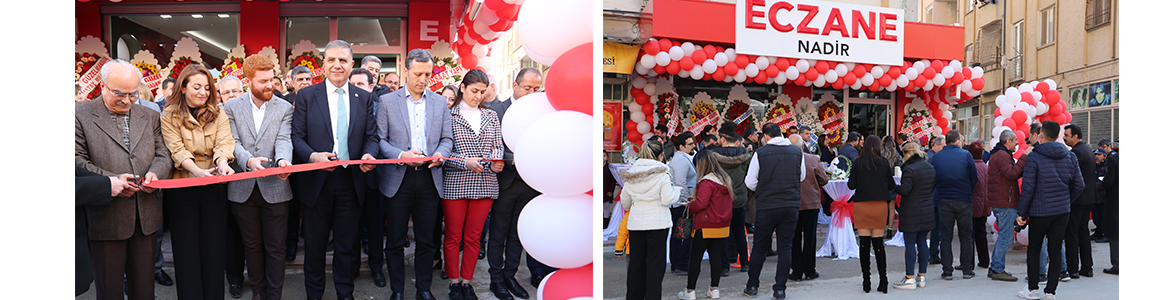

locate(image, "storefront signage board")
[[735, 0, 904, 65]]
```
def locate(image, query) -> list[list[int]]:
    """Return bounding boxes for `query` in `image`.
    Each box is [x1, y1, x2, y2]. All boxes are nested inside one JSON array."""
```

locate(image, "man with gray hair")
[[986, 132, 1029, 281], [283, 65, 314, 105], [217, 74, 250, 297], [76, 59, 173, 300], [361, 55, 393, 97], [377, 48, 452, 300]]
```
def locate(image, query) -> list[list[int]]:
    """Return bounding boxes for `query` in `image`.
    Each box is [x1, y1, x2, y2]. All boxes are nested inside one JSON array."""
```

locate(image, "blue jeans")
[[1038, 238, 1067, 274], [991, 207, 1017, 273], [903, 231, 930, 276]]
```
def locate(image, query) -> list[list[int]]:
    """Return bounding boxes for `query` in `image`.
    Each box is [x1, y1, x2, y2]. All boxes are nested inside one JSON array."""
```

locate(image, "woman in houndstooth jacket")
[[441, 69, 505, 300]]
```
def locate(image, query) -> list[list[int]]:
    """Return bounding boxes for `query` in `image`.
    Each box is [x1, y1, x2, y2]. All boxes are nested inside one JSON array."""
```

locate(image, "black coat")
[[1070, 141, 1097, 206], [893, 155, 936, 233], [76, 166, 113, 296], [847, 155, 895, 202], [1102, 153, 1119, 239]]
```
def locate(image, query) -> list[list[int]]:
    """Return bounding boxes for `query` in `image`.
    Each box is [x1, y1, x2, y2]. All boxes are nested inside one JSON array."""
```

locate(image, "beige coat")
[[160, 104, 235, 179], [75, 98, 172, 240]]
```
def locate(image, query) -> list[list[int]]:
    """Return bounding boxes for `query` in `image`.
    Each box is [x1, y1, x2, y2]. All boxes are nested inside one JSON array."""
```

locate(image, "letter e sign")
[[420, 20, 439, 42]]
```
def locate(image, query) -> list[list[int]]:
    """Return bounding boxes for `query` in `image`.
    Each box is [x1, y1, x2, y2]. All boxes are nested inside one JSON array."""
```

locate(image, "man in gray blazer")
[[376, 48, 453, 300], [76, 59, 172, 300], [224, 55, 295, 300]]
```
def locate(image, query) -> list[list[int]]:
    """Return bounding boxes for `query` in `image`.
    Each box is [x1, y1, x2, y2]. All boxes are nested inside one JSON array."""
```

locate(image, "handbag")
[[673, 206, 693, 239]]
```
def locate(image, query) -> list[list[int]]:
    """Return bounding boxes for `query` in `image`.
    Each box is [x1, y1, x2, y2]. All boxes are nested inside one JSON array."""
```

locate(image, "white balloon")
[[1000, 103, 1015, 116], [971, 66, 984, 78], [960, 80, 972, 92], [515, 0, 591, 65], [516, 194, 593, 268], [949, 60, 962, 70], [655, 52, 671, 67], [745, 64, 759, 77], [834, 63, 849, 76], [636, 121, 651, 134], [896, 75, 909, 87], [734, 71, 747, 83], [923, 79, 934, 91], [1031, 81, 1040, 88], [825, 69, 839, 83], [476, 6, 501, 25], [871, 66, 885, 78], [861, 73, 874, 86], [932, 74, 945, 86], [681, 42, 696, 56], [639, 54, 655, 69], [631, 76, 647, 89], [995, 95, 1008, 108], [933, 127, 943, 136], [725, 48, 737, 62], [1019, 82, 1033, 94], [501, 93, 556, 151], [723, 74, 733, 83], [943, 111, 953, 120], [813, 74, 825, 87], [766, 77, 775, 85], [668, 46, 684, 61], [1014, 102, 1030, 115], [678, 69, 690, 78], [690, 66, 704, 80], [1044, 79, 1057, 90], [994, 116, 1006, 126], [843, 62, 856, 70], [774, 75, 787, 85], [642, 134, 652, 142], [643, 83, 657, 96], [1031, 91, 1043, 103], [646, 70, 658, 77], [702, 59, 717, 74], [627, 100, 640, 111], [785, 66, 800, 80], [796, 59, 810, 73], [1036, 102, 1049, 115], [912, 61, 926, 73], [1024, 105, 1037, 118], [1017, 225, 1029, 246], [851, 81, 862, 90], [885, 82, 896, 92], [479, 57, 494, 72], [940, 66, 955, 78], [939, 103, 950, 111], [714, 52, 728, 66], [629, 110, 645, 123], [767, 56, 778, 65], [473, 20, 492, 36], [634, 62, 649, 75], [755, 56, 770, 70]]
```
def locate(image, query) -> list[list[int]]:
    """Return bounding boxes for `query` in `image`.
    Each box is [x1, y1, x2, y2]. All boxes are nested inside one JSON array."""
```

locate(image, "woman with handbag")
[[619, 140, 683, 300], [847, 135, 896, 293], [677, 151, 734, 300]]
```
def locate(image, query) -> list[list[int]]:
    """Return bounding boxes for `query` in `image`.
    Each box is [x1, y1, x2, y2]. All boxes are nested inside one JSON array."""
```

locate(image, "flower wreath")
[[168, 57, 196, 80], [654, 92, 682, 134], [900, 108, 935, 146], [819, 101, 845, 147], [290, 51, 324, 84], [220, 57, 244, 79], [765, 100, 795, 128], [429, 57, 463, 92], [76, 53, 103, 100], [722, 99, 757, 137]]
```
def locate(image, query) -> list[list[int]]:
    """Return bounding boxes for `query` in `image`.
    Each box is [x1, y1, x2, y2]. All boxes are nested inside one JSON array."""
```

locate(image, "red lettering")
[[745, 0, 766, 30], [821, 7, 849, 37], [852, 10, 876, 39], [879, 13, 899, 41], [796, 4, 820, 34], [768, 1, 794, 32]]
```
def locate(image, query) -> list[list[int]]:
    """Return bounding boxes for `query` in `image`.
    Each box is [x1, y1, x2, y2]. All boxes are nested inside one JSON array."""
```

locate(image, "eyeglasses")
[[221, 89, 244, 95], [108, 88, 140, 100], [517, 84, 540, 92]]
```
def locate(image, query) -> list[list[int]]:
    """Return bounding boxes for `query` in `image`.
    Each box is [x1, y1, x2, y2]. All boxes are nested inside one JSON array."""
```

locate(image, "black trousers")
[[669, 206, 692, 271], [231, 186, 291, 300], [1027, 213, 1068, 294], [626, 229, 668, 300], [687, 230, 725, 289], [791, 209, 819, 276], [723, 206, 749, 270], [303, 169, 362, 299], [938, 199, 974, 276], [487, 179, 540, 283], [166, 184, 228, 300], [1065, 204, 1094, 274], [1090, 202, 1106, 238], [973, 216, 989, 267], [747, 207, 798, 292], [385, 168, 441, 293], [286, 174, 302, 253], [363, 186, 385, 273], [226, 208, 245, 286]]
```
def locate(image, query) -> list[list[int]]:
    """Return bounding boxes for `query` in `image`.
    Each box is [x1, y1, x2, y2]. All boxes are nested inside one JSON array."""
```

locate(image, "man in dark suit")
[[486, 67, 551, 300], [75, 59, 173, 300], [1062, 124, 1096, 278], [376, 48, 453, 300], [76, 167, 131, 296], [291, 40, 380, 300]]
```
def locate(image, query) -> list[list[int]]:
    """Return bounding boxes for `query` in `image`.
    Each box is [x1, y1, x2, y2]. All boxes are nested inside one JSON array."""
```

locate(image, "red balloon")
[[887, 66, 902, 78], [843, 72, 858, 85], [634, 94, 650, 105], [951, 73, 965, 84], [625, 120, 638, 133], [832, 80, 845, 89], [754, 73, 768, 84], [703, 45, 717, 58], [1045, 90, 1062, 105], [971, 78, 985, 90], [941, 80, 953, 90], [658, 39, 673, 53], [962, 67, 972, 78], [712, 68, 726, 81], [794, 76, 807, 86], [679, 57, 695, 70], [765, 65, 780, 77], [715, 46, 725, 53], [1035, 82, 1050, 94], [488, 20, 514, 32], [815, 61, 829, 73], [1062, 111, 1072, 124], [544, 43, 593, 115], [922, 67, 936, 79], [644, 42, 660, 55], [1014, 130, 1027, 144], [641, 103, 654, 116], [878, 74, 892, 87], [994, 107, 1001, 117], [652, 65, 666, 75], [937, 118, 949, 128], [496, 3, 521, 21], [1011, 110, 1028, 128], [852, 64, 867, 78], [666, 61, 681, 75], [630, 88, 646, 99], [828, 61, 839, 70], [484, 0, 507, 11], [702, 73, 712, 81], [1020, 92, 1035, 106], [724, 63, 739, 76], [461, 56, 479, 69], [775, 58, 790, 70], [541, 264, 593, 300], [1002, 118, 1017, 131], [627, 131, 642, 143], [804, 68, 818, 81], [691, 49, 707, 63], [735, 55, 749, 68], [931, 60, 945, 72], [868, 83, 880, 92]]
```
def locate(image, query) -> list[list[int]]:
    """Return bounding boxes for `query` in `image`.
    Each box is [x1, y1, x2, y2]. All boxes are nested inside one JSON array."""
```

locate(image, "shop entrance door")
[[844, 90, 894, 138]]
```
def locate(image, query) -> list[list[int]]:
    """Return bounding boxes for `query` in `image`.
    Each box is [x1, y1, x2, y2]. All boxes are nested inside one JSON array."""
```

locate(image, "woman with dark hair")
[[160, 64, 237, 300], [620, 140, 683, 300], [891, 142, 936, 290], [697, 125, 717, 152], [818, 134, 836, 163], [440, 85, 458, 107], [966, 140, 992, 269], [847, 135, 896, 293], [677, 151, 734, 300], [441, 69, 504, 300]]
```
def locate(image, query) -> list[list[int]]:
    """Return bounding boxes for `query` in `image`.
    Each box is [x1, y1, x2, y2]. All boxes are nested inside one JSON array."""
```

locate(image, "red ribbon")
[[830, 194, 854, 228], [144, 157, 505, 189]]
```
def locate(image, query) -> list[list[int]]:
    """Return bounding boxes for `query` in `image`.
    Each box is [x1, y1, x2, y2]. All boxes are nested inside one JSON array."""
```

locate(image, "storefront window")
[[338, 17, 402, 47], [109, 13, 239, 70], [285, 17, 330, 53]]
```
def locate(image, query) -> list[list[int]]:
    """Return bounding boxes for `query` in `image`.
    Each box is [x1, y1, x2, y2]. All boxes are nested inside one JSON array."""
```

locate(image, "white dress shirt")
[[251, 98, 267, 135], [745, 136, 806, 191], [326, 81, 349, 154]]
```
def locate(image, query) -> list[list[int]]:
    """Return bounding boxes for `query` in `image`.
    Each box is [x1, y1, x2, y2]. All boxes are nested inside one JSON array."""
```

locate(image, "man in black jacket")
[[742, 123, 805, 300], [1062, 124, 1096, 279], [1016, 121, 1083, 299], [1101, 151, 1119, 275]]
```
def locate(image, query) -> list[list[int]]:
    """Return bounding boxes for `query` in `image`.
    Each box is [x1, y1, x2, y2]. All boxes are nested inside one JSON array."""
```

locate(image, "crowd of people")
[[612, 116, 1119, 300], [75, 40, 557, 300]]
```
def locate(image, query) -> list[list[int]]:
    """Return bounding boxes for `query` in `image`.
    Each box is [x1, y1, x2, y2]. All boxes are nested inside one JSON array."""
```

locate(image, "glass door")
[[844, 89, 895, 138]]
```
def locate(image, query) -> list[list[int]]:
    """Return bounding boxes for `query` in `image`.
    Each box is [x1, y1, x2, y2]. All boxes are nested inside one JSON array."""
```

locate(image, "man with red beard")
[[223, 54, 296, 300]]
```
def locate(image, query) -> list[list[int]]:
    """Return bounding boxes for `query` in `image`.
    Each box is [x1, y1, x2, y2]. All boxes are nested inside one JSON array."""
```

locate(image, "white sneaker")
[[916, 275, 926, 288], [1042, 293, 1056, 300], [1018, 288, 1042, 299], [892, 277, 917, 290], [678, 290, 696, 300], [707, 287, 720, 299]]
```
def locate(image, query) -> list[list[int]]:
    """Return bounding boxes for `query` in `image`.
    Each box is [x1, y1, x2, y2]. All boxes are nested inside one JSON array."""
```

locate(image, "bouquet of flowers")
[[76, 52, 103, 100], [722, 100, 757, 137], [654, 92, 682, 134], [220, 57, 244, 79], [168, 57, 196, 80], [687, 102, 717, 125], [819, 100, 845, 147]]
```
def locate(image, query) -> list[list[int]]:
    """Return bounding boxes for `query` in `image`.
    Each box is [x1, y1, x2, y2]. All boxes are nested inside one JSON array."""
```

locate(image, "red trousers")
[[443, 198, 493, 280]]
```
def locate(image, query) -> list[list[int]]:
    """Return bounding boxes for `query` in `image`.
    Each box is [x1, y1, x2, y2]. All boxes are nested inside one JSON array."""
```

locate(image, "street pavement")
[[603, 223, 1119, 300]]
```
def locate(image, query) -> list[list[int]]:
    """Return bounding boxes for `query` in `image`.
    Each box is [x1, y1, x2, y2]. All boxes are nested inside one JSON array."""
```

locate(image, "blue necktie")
[[336, 88, 349, 167]]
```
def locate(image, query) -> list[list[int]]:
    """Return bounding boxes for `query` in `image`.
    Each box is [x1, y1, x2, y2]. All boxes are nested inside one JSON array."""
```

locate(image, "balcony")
[[1004, 54, 1023, 82], [975, 25, 1001, 71]]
